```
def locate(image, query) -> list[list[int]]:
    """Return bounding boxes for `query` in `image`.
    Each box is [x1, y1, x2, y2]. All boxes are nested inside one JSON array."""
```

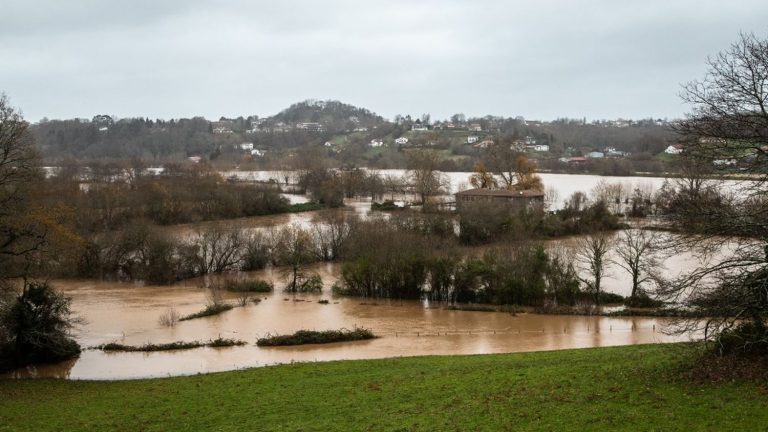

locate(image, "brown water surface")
[[2, 263, 691, 380]]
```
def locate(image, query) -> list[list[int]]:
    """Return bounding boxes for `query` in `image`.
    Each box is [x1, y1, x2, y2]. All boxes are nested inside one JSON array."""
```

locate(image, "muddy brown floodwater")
[[2, 263, 694, 380]]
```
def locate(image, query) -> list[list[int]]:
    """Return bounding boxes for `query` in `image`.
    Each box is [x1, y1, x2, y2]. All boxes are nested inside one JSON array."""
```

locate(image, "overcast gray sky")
[[1, 0, 766, 122]]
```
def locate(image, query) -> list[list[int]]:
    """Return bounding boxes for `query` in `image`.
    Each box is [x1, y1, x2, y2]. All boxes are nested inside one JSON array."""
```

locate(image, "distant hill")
[[271, 100, 386, 130]]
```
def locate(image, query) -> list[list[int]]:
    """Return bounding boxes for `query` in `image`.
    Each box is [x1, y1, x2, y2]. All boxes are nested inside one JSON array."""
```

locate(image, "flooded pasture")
[[3, 263, 692, 380], [3, 172, 727, 380]]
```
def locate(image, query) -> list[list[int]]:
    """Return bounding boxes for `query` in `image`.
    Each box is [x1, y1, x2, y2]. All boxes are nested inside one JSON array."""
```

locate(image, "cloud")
[[1, 0, 766, 121]]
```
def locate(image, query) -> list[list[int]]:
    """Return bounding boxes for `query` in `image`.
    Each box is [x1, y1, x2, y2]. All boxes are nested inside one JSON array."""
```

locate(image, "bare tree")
[[406, 149, 447, 206], [273, 225, 320, 292], [575, 234, 612, 306], [661, 33, 768, 353], [382, 174, 406, 201], [613, 229, 664, 304], [312, 213, 351, 261], [0, 94, 38, 214], [187, 226, 245, 275], [484, 145, 543, 191], [484, 140, 520, 189]]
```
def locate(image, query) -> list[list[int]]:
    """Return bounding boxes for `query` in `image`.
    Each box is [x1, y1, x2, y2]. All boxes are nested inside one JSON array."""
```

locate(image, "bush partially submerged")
[[256, 328, 376, 347], [224, 279, 274, 293], [95, 337, 246, 352], [0, 282, 81, 372], [179, 303, 234, 321], [158, 308, 180, 327], [288, 202, 323, 213], [371, 200, 407, 211]]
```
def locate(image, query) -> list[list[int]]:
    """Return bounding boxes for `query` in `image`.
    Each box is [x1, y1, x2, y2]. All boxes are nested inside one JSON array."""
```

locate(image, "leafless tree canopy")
[[663, 33, 768, 353], [575, 234, 612, 306]]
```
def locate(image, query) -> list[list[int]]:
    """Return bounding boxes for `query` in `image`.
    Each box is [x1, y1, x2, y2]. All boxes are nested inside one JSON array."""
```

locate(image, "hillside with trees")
[[28, 99, 679, 175]]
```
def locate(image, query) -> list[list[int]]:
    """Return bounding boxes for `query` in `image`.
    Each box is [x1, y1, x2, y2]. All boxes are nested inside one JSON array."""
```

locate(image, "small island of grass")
[[256, 328, 376, 347]]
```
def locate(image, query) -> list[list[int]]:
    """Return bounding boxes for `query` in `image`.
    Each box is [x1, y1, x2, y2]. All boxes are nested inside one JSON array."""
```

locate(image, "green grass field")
[[1, 344, 766, 431]]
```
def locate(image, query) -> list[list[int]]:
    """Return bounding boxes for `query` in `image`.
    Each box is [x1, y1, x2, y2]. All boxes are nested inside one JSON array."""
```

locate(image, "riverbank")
[[1, 343, 766, 431]]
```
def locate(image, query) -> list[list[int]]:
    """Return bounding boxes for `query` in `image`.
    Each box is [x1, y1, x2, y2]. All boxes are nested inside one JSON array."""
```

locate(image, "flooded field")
[[2, 263, 694, 380], [3, 172, 729, 380]]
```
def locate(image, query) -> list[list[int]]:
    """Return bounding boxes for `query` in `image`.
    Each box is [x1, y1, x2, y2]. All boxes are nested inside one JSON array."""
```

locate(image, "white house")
[[395, 137, 409, 145], [665, 144, 684, 155], [469, 123, 482, 132], [324, 141, 333, 147], [251, 149, 266, 157], [587, 151, 605, 159], [370, 139, 384, 147], [526, 144, 550, 152], [239, 142, 254, 151], [296, 122, 325, 132], [466, 136, 479, 144], [713, 158, 737, 166], [412, 123, 428, 132]]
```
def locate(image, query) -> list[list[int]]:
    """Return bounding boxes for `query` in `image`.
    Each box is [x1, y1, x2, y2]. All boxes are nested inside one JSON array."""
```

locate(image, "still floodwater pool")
[[3, 264, 692, 380]]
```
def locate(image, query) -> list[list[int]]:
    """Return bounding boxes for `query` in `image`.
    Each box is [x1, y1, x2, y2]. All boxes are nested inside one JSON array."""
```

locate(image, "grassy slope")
[[1, 344, 766, 431]]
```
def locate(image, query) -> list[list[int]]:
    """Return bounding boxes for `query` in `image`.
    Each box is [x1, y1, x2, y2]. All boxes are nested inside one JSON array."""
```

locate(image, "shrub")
[[371, 200, 406, 211], [158, 308, 180, 327], [0, 282, 81, 372], [597, 292, 626, 304], [95, 338, 246, 352], [715, 321, 768, 356], [224, 279, 274, 293], [625, 293, 664, 308], [179, 303, 234, 321], [256, 328, 376, 346], [288, 202, 324, 213], [284, 274, 323, 293]]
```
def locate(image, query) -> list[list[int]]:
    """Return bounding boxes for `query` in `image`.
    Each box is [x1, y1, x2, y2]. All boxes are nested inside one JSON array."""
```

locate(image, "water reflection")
[[1, 266, 692, 380]]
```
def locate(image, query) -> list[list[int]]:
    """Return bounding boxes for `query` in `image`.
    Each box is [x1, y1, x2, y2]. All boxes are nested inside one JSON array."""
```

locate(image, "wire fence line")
[[373, 324, 659, 338]]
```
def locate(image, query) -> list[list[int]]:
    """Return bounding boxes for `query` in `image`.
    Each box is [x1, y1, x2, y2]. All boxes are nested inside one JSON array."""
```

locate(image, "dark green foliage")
[[288, 201, 324, 213], [475, 245, 549, 305], [285, 274, 323, 293], [95, 338, 246, 352], [224, 279, 273, 293], [0, 283, 80, 372], [179, 303, 234, 321], [596, 291, 626, 304], [625, 292, 664, 308], [256, 328, 376, 346], [715, 321, 768, 356], [339, 231, 582, 307], [371, 200, 406, 211], [536, 201, 627, 238], [543, 254, 582, 307]]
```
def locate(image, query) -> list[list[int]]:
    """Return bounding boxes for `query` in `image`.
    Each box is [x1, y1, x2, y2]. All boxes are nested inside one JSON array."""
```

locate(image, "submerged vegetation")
[[94, 338, 246, 352], [179, 303, 234, 321], [223, 279, 273, 293], [256, 328, 376, 346]]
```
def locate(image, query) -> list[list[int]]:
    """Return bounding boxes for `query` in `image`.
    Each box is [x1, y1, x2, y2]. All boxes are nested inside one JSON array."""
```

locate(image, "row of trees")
[[42, 162, 292, 232]]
